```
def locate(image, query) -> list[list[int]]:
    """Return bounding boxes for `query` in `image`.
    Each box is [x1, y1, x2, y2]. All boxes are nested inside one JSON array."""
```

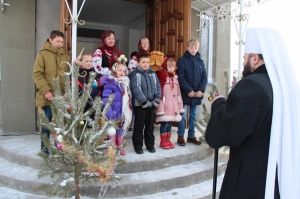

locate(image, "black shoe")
[[147, 148, 156, 153], [41, 146, 49, 156], [135, 149, 144, 154]]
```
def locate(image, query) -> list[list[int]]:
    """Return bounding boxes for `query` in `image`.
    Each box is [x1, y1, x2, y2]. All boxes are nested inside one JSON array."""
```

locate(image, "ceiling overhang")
[[192, 0, 231, 11]]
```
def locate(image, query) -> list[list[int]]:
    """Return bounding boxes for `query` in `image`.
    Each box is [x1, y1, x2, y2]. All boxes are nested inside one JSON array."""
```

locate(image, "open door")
[[60, 0, 72, 56], [146, 0, 191, 128], [146, 0, 191, 60]]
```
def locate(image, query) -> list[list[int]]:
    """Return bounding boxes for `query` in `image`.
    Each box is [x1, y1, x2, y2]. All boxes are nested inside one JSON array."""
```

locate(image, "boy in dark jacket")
[[129, 53, 162, 154], [177, 39, 208, 146]]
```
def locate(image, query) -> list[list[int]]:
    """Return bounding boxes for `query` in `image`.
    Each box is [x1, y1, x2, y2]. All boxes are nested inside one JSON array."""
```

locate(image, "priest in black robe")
[[204, 28, 300, 199]]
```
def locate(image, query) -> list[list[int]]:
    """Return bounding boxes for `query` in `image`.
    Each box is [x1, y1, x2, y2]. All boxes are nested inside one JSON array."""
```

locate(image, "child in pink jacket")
[[156, 58, 184, 149]]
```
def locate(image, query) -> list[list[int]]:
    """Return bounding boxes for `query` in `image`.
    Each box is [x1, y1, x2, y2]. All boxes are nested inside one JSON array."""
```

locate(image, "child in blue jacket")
[[129, 53, 162, 154]]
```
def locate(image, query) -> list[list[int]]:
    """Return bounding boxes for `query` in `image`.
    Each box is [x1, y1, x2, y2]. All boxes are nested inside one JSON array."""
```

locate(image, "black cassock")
[[206, 65, 280, 199]]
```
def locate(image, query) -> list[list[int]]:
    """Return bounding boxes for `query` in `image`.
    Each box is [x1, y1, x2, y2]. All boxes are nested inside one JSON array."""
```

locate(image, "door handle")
[[1, 0, 10, 13]]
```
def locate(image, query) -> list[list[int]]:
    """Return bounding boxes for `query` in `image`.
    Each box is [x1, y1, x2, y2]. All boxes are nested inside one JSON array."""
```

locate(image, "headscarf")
[[244, 28, 300, 199], [138, 38, 150, 55], [99, 30, 123, 68], [156, 57, 176, 91]]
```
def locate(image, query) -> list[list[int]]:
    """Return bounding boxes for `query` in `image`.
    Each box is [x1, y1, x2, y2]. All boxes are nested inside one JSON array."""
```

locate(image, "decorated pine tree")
[[196, 70, 240, 144], [195, 83, 219, 144], [35, 61, 121, 199]]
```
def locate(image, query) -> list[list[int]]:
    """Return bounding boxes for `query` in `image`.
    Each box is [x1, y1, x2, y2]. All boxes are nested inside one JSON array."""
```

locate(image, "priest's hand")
[[213, 95, 224, 102]]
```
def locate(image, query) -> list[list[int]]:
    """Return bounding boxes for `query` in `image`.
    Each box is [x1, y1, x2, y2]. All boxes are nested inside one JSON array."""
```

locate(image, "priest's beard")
[[242, 59, 253, 78]]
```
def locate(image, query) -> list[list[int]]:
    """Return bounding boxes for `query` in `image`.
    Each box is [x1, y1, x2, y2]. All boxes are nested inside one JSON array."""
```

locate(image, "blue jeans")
[[160, 121, 172, 134], [177, 105, 199, 138], [41, 106, 52, 155]]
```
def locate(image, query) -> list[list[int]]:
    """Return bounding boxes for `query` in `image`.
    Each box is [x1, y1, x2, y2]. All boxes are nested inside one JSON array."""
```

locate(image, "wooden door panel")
[[60, 0, 72, 56], [147, 0, 191, 60]]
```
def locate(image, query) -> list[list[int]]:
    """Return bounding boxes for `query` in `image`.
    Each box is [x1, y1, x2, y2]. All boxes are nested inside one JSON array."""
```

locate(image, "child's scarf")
[[156, 57, 176, 92]]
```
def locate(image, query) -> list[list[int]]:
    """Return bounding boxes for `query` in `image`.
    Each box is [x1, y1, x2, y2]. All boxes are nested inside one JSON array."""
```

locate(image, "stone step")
[[0, 126, 228, 198], [104, 173, 224, 199], [83, 155, 227, 198], [0, 173, 224, 199], [0, 131, 213, 173], [0, 153, 227, 198]]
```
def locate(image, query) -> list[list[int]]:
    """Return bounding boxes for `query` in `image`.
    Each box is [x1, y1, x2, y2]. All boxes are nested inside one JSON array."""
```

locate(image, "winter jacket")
[[33, 40, 70, 107], [77, 68, 101, 97], [177, 51, 208, 106], [100, 75, 123, 120], [155, 76, 184, 122], [129, 66, 162, 108]]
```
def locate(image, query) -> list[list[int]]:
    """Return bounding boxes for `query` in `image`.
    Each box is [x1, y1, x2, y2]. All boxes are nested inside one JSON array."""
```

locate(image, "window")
[[200, 16, 213, 83]]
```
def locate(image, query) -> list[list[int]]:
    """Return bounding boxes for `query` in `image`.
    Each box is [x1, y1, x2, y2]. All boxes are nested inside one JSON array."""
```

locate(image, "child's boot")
[[166, 132, 175, 148], [108, 135, 116, 146], [116, 135, 126, 155], [177, 135, 186, 146], [160, 133, 170, 149]]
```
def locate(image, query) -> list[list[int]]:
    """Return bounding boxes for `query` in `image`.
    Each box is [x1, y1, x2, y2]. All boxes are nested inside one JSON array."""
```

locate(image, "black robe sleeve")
[[205, 75, 273, 148]]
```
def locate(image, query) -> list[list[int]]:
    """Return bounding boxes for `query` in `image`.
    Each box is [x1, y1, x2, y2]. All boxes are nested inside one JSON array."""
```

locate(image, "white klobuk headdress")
[[245, 28, 300, 198]]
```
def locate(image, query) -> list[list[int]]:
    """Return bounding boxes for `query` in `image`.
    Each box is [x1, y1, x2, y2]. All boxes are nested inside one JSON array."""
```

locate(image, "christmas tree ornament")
[[92, 80, 98, 89], [57, 135, 63, 142], [107, 126, 116, 136], [52, 118, 55, 121], [67, 107, 72, 113], [215, 93, 219, 97], [88, 120, 93, 128], [57, 143, 62, 150], [208, 96, 213, 101], [79, 120, 84, 125]]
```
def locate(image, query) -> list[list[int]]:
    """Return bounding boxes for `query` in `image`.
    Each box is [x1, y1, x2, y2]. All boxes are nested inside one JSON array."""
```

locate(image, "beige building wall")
[[214, 16, 231, 97], [36, 0, 61, 54], [0, 0, 36, 133]]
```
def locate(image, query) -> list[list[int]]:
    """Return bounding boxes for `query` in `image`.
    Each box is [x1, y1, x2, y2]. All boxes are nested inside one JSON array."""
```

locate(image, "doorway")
[[63, 0, 147, 58]]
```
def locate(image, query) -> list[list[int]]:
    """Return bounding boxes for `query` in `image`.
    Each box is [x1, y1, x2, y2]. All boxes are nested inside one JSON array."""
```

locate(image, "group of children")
[[33, 30, 208, 156]]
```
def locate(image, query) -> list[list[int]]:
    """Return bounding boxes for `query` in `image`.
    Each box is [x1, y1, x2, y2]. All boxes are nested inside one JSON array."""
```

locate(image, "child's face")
[[167, 65, 176, 73], [115, 64, 126, 78], [105, 33, 115, 47], [138, 57, 150, 71], [49, 36, 63, 49], [187, 44, 199, 56], [81, 55, 93, 69], [141, 39, 149, 51]]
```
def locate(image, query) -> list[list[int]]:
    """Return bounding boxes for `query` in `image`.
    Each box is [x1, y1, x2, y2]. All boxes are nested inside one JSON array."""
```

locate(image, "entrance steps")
[[0, 126, 228, 198]]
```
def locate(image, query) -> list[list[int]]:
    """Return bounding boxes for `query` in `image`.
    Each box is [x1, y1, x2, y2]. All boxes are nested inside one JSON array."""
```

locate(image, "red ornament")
[[67, 107, 72, 113]]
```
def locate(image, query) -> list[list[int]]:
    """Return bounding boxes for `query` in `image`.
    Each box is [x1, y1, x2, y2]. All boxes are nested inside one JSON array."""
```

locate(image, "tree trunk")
[[74, 165, 80, 199]]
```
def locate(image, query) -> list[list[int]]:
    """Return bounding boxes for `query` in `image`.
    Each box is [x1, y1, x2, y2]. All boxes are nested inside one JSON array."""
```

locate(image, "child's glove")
[[152, 98, 160, 108], [141, 101, 148, 108], [152, 101, 159, 108], [141, 101, 152, 108]]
